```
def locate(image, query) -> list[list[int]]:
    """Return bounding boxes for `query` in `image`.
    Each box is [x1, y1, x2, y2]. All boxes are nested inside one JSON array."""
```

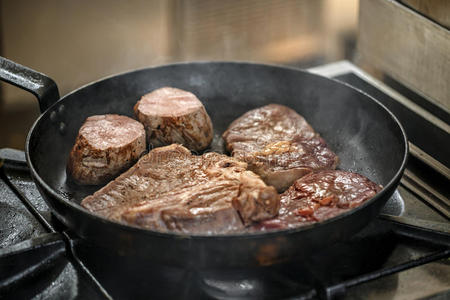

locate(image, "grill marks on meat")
[[134, 87, 213, 152], [254, 170, 382, 231], [223, 104, 339, 192], [67, 114, 146, 185], [81, 144, 279, 234]]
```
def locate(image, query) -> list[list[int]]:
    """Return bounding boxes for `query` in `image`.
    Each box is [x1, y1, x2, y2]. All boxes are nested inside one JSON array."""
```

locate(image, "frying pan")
[[0, 57, 408, 268]]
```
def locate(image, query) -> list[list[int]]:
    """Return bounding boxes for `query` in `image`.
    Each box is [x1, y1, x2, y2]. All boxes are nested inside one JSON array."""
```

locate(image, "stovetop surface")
[[1, 61, 449, 299]]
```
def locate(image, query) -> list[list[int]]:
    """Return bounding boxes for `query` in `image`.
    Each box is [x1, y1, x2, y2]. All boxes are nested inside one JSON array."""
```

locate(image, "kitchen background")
[[0, 0, 358, 150]]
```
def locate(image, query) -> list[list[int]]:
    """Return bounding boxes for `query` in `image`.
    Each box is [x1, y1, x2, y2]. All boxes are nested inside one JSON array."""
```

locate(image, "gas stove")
[[1, 61, 448, 299]]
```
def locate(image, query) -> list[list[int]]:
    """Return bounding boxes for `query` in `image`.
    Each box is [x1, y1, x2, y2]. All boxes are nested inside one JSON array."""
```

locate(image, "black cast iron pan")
[[0, 57, 408, 268]]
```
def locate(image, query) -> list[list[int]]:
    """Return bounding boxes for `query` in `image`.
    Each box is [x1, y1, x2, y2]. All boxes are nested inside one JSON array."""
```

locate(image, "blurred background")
[[1, 0, 357, 149]]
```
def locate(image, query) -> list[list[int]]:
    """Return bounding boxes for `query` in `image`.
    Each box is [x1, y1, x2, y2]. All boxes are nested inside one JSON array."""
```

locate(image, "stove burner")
[[1, 62, 449, 299]]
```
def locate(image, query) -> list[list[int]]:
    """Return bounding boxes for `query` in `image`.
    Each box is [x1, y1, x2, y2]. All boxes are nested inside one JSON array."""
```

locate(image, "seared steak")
[[134, 87, 213, 152], [81, 144, 279, 234], [223, 104, 339, 192], [254, 170, 382, 231], [67, 114, 146, 185]]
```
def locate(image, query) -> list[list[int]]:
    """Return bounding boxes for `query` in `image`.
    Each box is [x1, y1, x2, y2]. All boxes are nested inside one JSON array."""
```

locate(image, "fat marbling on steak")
[[134, 87, 213, 152], [67, 114, 146, 185], [81, 144, 280, 234], [253, 170, 382, 231], [223, 104, 339, 192]]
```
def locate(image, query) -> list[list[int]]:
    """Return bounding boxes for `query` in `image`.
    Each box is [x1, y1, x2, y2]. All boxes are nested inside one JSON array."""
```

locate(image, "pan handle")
[[0, 56, 60, 113]]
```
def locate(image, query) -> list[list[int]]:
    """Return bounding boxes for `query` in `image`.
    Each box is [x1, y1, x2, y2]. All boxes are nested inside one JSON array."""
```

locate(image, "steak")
[[223, 104, 339, 192], [81, 144, 280, 234], [253, 170, 382, 231], [67, 114, 146, 185], [134, 87, 213, 152]]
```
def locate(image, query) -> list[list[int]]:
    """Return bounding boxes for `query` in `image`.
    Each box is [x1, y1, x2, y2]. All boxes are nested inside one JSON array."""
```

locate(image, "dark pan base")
[[26, 62, 408, 268], [34, 176, 400, 268]]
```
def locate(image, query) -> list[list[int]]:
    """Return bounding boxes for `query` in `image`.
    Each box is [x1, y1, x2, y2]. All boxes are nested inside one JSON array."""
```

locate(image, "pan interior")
[[28, 62, 406, 207]]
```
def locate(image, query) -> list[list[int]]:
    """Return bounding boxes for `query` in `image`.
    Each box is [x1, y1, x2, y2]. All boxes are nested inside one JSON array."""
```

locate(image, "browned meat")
[[134, 87, 213, 152], [81, 144, 279, 234], [223, 104, 339, 192], [67, 114, 146, 185], [254, 170, 382, 231]]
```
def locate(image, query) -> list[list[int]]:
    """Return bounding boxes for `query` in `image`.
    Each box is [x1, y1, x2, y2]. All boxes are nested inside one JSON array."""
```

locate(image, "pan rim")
[[25, 60, 409, 240]]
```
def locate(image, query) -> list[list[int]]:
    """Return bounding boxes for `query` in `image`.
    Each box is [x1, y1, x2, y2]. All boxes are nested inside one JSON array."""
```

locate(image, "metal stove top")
[[0, 61, 449, 299]]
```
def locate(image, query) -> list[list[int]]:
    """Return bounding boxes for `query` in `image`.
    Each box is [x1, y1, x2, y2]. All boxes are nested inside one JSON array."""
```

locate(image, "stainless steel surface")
[[409, 143, 450, 181], [358, 0, 450, 109], [402, 169, 449, 219], [346, 258, 450, 300], [308, 61, 450, 133]]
